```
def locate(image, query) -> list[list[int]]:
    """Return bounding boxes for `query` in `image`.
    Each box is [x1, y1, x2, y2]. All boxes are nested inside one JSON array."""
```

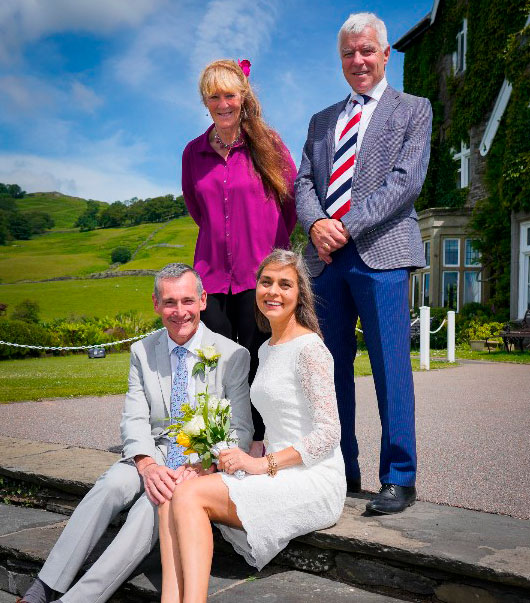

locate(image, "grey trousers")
[[39, 459, 159, 603]]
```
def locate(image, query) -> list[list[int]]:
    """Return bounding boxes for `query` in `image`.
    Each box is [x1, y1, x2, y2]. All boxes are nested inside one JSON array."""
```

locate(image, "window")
[[422, 272, 430, 306], [424, 240, 431, 268], [453, 19, 467, 74], [443, 272, 459, 311], [518, 222, 530, 316], [463, 272, 481, 304], [453, 141, 470, 188], [465, 239, 481, 266], [411, 273, 420, 308], [443, 238, 460, 267]]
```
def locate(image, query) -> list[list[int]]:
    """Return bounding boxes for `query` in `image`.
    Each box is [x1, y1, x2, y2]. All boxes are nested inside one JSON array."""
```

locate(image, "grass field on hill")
[[0, 220, 197, 284], [18, 192, 98, 230], [0, 276, 156, 320]]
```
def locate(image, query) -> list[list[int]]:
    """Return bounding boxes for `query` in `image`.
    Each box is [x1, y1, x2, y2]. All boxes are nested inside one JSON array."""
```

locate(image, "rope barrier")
[[429, 318, 447, 334], [0, 328, 165, 351], [356, 317, 420, 334]]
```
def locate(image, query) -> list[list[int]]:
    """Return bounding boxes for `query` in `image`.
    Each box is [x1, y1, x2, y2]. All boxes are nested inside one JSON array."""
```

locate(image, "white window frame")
[[411, 273, 420, 308], [464, 238, 481, 267], [463, 271, 482, 305], [453, 18, 467, 74], [518, 221, 530, 318], [424, 240, 431, 268], [453, 141, 470, 188], [422, 272, 430, 306], [442, 271, 460, 312], [443, 238, 460, 267]]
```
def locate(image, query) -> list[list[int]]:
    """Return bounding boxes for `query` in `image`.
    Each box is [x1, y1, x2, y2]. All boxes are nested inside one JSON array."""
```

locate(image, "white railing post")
[[447, 311, 456, 363], [420, 306, 430, 370]]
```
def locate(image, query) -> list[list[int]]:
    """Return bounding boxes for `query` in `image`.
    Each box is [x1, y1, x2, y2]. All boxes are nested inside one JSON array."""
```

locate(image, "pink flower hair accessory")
[[238, 59, 251, 77]]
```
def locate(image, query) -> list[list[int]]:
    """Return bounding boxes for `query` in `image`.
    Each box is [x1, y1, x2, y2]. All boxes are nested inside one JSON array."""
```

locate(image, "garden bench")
[[499, 309, 530, 352]]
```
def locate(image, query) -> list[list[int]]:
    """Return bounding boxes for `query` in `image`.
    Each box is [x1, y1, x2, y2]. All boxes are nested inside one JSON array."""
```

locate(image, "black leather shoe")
[[346, 478, 362, 493], [366, 484, 416, 514]]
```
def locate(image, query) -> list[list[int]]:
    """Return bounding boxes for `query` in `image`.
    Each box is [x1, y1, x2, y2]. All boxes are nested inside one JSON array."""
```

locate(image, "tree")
[[111, 246, 132, 264], [75, 200, 100, 231], [8, 213, 32, 240], [26, 211, 55, 234], [99, 201, 127, 228], [0, 211, 9, 245], [12, 299, 40, 323], [0, 183, 25, 198]]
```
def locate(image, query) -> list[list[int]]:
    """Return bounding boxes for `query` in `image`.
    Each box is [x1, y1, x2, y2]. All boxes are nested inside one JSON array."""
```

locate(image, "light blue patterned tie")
[[166, 346, 188, 469]]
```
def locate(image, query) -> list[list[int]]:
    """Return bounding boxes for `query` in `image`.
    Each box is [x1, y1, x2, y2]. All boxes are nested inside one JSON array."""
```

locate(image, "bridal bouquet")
[[167, 391, 237, 471]]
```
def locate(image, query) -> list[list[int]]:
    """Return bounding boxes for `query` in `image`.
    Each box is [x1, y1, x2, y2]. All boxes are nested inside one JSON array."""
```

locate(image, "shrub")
[[461, 320, 505, 343], [0, 320, 55, 359], [11, 299, 40, 323], [111, 246, 132, 264]]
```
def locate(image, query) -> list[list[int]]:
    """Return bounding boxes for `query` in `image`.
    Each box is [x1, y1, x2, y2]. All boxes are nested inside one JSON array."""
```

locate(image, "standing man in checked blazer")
[[295, 12, 432, 514], [19, 263, 253, 603]]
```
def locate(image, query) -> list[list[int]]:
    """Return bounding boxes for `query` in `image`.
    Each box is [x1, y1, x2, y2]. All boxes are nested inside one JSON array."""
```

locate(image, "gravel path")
[[1, 361, 529, 519]]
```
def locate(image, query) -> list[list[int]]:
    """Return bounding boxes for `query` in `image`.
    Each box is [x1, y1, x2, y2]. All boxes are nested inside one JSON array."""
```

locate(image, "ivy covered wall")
[[401, 0, 529, 309]]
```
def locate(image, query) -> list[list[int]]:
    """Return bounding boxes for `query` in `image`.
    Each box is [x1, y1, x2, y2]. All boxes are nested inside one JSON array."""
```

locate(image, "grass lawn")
[[0, 352, 130, 403], [0, 350, 456, 403], [454, 346, 530, 363], [0, 276, 156, 321]]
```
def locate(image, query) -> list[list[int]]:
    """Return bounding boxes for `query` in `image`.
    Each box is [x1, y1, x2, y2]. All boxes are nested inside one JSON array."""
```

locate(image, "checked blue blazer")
[[295, 85, 432, 277]]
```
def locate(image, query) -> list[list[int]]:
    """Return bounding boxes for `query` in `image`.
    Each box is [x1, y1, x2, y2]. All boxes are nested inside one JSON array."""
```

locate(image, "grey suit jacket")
[[295, 85, 432, 276], [120, 325, 253, 462]]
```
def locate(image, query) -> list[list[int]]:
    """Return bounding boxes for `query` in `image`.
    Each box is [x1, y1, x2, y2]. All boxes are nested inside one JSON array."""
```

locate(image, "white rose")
[[202, 345, 218, 361], [182, 415, 205, 436], [218, 398, 230, 411]]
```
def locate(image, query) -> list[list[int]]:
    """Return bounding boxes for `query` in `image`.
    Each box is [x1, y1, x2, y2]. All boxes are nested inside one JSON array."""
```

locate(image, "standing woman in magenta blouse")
[[182, 59, 297, 446]]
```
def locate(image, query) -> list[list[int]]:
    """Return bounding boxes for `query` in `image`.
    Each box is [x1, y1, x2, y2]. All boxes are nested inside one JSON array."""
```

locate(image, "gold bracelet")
[[266, 453, 278, 477]]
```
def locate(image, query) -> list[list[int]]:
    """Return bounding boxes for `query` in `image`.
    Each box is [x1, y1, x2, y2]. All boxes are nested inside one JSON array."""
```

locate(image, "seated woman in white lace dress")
[[158, 249, 346, 603]]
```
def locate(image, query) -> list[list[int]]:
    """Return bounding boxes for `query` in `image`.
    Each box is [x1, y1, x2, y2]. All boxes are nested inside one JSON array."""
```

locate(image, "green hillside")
[[0, 215, 198, 319], [0, 217, 198, 284], [17, 192, 105, 230]]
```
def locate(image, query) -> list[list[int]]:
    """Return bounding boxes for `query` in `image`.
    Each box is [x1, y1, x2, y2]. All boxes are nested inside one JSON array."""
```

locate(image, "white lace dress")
[[217, 333, 346, 570]]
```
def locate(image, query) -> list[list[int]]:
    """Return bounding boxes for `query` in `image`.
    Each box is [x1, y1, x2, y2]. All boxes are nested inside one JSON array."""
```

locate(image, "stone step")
[[2, 436, 530, 602], [0, 504, 405, 603]]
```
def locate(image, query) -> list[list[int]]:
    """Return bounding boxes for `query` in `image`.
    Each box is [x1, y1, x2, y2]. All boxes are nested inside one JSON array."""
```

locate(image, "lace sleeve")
[[292, 339, 341, 466]]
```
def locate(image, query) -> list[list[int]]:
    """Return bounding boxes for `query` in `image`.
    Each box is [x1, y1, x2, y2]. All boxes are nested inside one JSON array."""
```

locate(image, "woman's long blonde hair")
[[199, 59, 292, 203], [254, 249, 322, 337]]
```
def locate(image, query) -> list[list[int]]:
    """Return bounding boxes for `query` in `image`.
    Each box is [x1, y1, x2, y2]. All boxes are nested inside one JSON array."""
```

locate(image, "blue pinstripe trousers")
[[313, 240, 416, 487]]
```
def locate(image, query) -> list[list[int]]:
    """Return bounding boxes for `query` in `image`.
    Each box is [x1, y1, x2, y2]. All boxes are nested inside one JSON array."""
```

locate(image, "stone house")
[[393, 0, 529, 318]]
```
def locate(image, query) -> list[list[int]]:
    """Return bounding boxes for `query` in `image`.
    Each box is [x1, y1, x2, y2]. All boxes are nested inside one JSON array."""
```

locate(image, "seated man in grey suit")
[[19, 263, 254, 603]]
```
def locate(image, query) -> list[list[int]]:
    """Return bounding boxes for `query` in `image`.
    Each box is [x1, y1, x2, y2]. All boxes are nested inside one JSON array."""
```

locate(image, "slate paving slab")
[[301, 498, 530, 590], [0, 505, 66, 538], [0, 590, 17, 603], [207, 570, 404, 602]]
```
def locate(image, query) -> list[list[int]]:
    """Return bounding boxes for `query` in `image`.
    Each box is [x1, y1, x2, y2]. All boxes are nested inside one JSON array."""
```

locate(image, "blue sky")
[[0, 0, 432, 202]]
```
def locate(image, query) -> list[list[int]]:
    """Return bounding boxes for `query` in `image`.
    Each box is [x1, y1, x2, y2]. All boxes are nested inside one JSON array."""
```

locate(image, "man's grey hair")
[[338, 12, 389, 51], [154, 263, 203, 300]]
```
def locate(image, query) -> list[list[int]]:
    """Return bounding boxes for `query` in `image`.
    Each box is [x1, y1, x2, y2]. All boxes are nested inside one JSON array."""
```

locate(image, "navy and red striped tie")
[[325, 94, 370, 220]]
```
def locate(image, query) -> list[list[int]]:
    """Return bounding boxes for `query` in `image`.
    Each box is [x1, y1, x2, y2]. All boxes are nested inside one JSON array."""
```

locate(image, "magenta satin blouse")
[[181, 124, 297, 295]]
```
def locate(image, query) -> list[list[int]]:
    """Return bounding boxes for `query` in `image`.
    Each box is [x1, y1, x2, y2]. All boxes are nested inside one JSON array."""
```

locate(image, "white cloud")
[[0, 0, 164, 64], [191, 0, 277, 72], [0, 146, 173, 203], [71, 81, 104, 114]]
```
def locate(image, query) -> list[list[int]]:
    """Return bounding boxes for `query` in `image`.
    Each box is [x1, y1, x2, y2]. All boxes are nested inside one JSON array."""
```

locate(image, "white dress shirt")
[[334, 76, 388, 151], [167, 321, 204, 406]]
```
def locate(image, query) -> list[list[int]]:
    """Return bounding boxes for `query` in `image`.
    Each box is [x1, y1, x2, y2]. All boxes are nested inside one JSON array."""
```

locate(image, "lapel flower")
[[192, 344, 221, 378], [238, 59, 251, 77]]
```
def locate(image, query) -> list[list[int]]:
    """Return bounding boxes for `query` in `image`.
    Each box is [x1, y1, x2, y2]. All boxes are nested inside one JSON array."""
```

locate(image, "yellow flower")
[[182, 448, 197, 455], [176, 432, 191, 447]]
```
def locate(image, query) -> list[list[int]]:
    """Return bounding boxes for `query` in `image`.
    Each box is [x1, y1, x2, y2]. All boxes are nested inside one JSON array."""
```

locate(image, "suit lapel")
[[354, 85, 400, 179], [326, 96, 350, 180], [155, 330, 172, 416]]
